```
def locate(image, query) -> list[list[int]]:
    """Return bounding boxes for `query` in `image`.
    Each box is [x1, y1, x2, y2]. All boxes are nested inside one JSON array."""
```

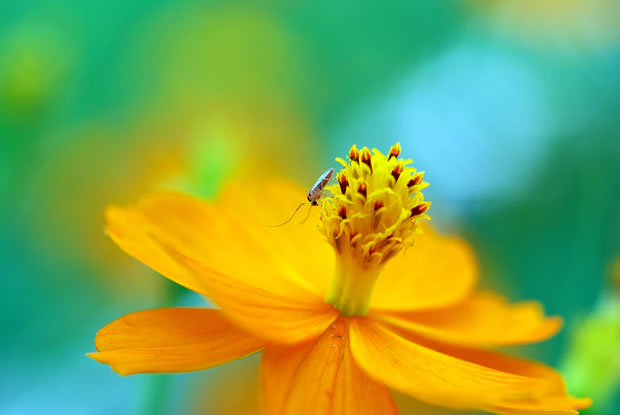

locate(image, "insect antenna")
[[269, 202, 310, 227]]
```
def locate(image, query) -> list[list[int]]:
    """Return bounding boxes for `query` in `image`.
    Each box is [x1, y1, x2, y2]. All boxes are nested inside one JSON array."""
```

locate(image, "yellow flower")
[[90, 144, 591, 415]]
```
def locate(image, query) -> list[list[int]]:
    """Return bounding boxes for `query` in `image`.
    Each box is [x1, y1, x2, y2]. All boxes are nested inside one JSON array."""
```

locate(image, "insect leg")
[[297, 203, 315, 225], [268, 203, 310, 227]]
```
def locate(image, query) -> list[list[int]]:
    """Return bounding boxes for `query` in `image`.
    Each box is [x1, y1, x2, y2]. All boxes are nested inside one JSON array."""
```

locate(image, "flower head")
[[320, 144, 429, 316], [321, 143, 428, 265], [90, 144, 591, 415]]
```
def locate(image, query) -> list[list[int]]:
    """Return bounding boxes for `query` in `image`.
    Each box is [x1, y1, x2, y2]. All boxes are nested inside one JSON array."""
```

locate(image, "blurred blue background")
[[1, 1, 619, 414]]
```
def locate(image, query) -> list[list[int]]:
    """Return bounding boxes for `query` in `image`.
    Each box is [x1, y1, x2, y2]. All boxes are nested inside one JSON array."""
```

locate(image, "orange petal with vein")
[[371, 225, 478, 312], [106, 204, 213, 296], [395, 332, 592, 414], [106, 191, 320, 301], [411, 333, 593, 414], [162, 246, 339, 345], [349, 317, 556, 410], [107, 190, 339, 345], [88, 308, 264, 376], [261, 317, 397, 415], [373, 292, 562, 347]]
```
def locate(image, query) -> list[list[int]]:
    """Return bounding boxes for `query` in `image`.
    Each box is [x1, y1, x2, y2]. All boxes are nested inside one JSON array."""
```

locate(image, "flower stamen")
[[357, 183, 367, 199], [349, 145, 360, 163], [319, 143, 430, 316], [337, 171, 348, 194], [391, 164, 404, 183], [361, 147, 373, 174], [408, 172, 424, 188], [388, 143, 401, 160], [410, 202, 431, 218]]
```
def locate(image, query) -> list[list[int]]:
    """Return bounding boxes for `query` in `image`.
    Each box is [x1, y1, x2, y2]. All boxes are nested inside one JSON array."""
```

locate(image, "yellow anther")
[[391, 163, 404, 183], [410, 201, 431, 218], [357, 182, 367, 199], [349, 145, 360, 162], [388, 142, 401, 159], [337, 171, 348, 194], [360, 147, 373, 174]]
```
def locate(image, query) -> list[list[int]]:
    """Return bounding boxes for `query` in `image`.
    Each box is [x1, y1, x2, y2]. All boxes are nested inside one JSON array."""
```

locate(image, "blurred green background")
[[1, 1, 619, 414]]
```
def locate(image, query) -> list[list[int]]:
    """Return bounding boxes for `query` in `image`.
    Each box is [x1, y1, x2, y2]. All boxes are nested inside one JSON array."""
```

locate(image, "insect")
[[269, 168, 334, 227]]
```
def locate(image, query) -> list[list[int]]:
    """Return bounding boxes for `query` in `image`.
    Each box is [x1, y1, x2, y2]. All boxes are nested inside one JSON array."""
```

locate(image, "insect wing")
[[312, 168, 334, 192]]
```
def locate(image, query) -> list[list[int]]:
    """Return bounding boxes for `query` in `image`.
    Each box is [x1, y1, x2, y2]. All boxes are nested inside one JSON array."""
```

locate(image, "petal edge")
[[372, 292, 563, 347], [89, 308, 264, 376]]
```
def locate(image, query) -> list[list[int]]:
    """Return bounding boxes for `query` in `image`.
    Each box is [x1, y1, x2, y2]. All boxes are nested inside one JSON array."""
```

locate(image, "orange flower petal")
[[261, 317, 397, 415], [350, 318, 549, 410], [106, 203, 212, 296], [106, 188, 339, 344], [88, 308, 264, 376], [161, 247, 338, 345], [373, 292, 562, 347], [106, 190, 321, 301], [349, 318, 590, 414], [370, 225, 478, 312], [400, 330, 592, 414], [490, 396, 592, 415]]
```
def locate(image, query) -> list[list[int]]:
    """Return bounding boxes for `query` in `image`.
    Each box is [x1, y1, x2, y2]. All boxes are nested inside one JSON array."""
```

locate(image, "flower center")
[[319, 144, 430, 317]]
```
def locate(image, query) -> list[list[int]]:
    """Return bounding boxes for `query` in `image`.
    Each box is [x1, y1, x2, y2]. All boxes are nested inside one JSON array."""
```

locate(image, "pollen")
[[320, 144, 430, 316], [319, 143, 429, 267]]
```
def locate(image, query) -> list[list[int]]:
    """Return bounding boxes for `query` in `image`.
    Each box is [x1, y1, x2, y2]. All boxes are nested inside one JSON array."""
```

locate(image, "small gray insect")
[[269, 168, 334, 227]]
